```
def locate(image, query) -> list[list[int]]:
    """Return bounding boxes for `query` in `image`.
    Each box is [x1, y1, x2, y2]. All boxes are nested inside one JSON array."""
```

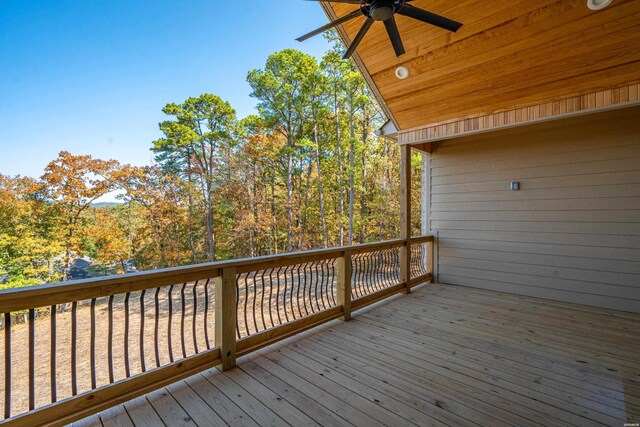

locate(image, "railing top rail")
[[410, 235, 434, 244], [0, 237, 431, 313]]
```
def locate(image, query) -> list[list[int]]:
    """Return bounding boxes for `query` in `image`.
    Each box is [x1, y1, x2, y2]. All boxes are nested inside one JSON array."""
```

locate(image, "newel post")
[[215, 266, 237, 371], [400, 144, 412, 293], [337, 251, 352, 321]]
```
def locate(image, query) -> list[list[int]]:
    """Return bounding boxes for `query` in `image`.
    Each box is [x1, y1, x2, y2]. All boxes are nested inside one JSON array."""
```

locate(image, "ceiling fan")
[[297, 0, 463, 60]]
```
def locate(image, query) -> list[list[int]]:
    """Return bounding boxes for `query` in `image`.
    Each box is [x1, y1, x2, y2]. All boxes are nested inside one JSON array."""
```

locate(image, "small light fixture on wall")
[[587, 0, 613, 10], [510, 181, 520, 191], [395, 66, 409, 80]]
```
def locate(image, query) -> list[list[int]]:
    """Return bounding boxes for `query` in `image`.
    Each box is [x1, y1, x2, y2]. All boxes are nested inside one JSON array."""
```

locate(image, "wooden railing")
[[0, 236, 433, 426]]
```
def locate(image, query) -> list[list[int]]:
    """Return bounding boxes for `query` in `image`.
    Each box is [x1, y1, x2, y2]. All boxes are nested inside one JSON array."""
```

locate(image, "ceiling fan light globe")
[[587, 0, 613, 10], [395, 66, 409, 79]]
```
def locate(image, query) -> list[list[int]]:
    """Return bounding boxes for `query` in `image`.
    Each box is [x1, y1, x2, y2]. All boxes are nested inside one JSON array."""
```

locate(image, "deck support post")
[[215, 266, 237, 371], [400, 144, 412, 293], [422, 152, 434, 283], [337, 251, 352, 321]]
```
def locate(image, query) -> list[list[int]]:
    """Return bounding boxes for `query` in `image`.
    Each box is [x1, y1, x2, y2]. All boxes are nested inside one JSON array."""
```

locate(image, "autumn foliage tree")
[[38, 151, 121, 280], [116, 165, 191, 269], [0, 175, 62, 289], [1, 41, 414, 290]]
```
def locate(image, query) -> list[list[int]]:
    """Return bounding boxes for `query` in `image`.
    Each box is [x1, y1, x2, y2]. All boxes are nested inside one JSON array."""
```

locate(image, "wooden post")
[[422, 152, 434, 283], [215, 266, 237, 371], [400, 144, 412, 293], [337, 252, 352, 321], [427, 241, 434, 282]]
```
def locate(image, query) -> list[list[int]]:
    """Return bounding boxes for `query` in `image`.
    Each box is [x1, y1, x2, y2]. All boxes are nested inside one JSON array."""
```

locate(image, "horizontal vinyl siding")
[[431, 106, 640, 313]]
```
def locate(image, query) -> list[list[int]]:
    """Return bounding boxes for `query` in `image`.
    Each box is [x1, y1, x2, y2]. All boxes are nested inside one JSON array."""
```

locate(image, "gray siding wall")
[[430, 107, 640, 313]]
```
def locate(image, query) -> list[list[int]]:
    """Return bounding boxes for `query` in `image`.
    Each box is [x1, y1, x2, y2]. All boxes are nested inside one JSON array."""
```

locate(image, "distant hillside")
[[92, 202, 122, 208]]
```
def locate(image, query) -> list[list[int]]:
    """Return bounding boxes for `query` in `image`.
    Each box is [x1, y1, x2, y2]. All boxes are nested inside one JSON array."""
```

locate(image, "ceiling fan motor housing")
[[368, 0, 397, 21]]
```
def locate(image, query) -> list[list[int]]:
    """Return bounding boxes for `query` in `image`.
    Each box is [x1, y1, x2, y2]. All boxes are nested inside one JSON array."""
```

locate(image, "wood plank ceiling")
[[327, 0, 640, 130]]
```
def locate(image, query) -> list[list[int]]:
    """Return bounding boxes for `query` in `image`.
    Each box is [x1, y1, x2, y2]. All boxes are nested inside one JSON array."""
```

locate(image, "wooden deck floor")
[[73, 284, 640, 427]]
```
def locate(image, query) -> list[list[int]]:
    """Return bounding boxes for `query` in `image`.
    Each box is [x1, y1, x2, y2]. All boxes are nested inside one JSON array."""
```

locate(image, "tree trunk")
[[360, 125, 369, 244], [270, 174, 278, 255], [205, 182, 216, 262], [334, 94, 344, 246], [252, 163, 259, 257], [314, 125, 329, 248], [348, 108, 356, 245], [299, 159, 313, 250], [286, 140, 293, 252], [380, 139, 389, 240], [63, 218, 74, 282], [186, 151, 196, 264]]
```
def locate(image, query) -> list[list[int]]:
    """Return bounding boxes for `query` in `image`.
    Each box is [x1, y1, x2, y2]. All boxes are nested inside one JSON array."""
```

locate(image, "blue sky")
[[0, 0, 332, 180]]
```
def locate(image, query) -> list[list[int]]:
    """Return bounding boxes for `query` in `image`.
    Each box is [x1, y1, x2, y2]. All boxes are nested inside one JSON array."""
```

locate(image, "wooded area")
[[0, 36, 423, 290]]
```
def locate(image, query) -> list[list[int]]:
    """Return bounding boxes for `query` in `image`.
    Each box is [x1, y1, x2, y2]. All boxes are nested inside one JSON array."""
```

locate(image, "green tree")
[[153, 94, 237, 262], [248, 49, 319, 252]]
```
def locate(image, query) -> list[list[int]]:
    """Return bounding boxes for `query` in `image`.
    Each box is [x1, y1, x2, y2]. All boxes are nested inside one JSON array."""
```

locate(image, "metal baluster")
[[259, 271, 267, 331], [373, 252, 381, 291], [410, 245, 415, 278], [4, 312, 11, 419], [90, 298, 97, 389], [411, 245, 416, 278], [267, 269, 275, 328], [312, 262, 321, 312], [168, 285, 174, 363], [323, 260, 331, 308], [295, 265, 303, 319], [108, 296, 114, 383], [367, 252, 375, 293], [330, 260, 338, 306], [390, 249, 396, 285], [154, 287, 160, 367], [243, 273, 251, 337], [204, 279, 211, 350], [71, 301, 78, 394], [365, 252, 372, 294], [365, 252, 373, 294], [192, 281, 199, 354], [124, 294, 131, 378], [140, 290, 146, 372], [235, 276, 241, 339], [374, 252, 382, 291], [310, 262, 318, 313], [274, 267, 283, 325], [28, 309, 35, 410], [352, 255, 361, 298], [318, 260, 327, 310], [358, 254, 365, 297], [379, 250, 385, 288], [282, 266, 290, 323], [384, 250, 392, 287], [180, 283, 187, 359], [301, 263, 310, 316], [50, 305, 57, 402], [393, 248, 400, 284]]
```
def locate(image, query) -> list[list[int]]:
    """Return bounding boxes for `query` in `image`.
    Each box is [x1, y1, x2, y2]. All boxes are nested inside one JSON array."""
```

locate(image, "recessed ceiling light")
[[587, 0, 613, 10], [395, 66, 409, 80]]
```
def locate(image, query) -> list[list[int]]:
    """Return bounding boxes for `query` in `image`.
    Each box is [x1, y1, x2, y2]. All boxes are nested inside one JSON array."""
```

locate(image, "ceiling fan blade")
[[343, 17, 374, 59], [383, 17, 405, 57], [303, 0, 362, 3], [397, 4, 462, 32], [297, 9, 362, 42]]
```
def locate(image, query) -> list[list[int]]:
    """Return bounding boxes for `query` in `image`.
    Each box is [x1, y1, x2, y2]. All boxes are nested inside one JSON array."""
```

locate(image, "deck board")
[[78, 284, 640, 427]]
